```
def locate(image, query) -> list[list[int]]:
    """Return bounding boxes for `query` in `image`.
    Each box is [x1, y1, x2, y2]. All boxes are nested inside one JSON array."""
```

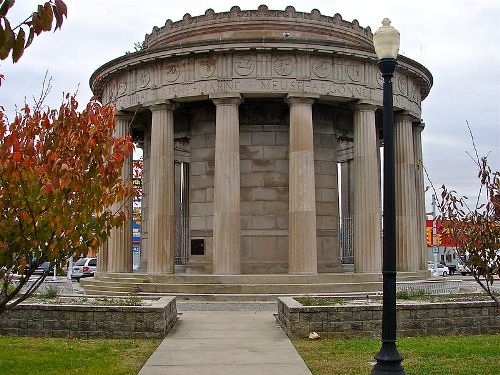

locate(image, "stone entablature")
[[90, 7, 432, 119], [97, 52, 424, 117]]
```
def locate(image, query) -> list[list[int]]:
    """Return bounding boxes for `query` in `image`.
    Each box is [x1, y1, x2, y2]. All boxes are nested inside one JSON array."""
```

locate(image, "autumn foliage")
[[0, 0, 135, 313], [0, 96, 134, 312], [0, 0, 67, 64], [438, 157, 500, 307]]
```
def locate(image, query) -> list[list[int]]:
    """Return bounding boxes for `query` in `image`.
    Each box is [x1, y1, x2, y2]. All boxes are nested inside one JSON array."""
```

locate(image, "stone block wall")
[[313, 105, 340, 272], [187, 104, 216, 272], [0, 297, 178, 339], [278, 297, 499, 338], [156, 101, 344, 274], [239, 101, 290, 273]]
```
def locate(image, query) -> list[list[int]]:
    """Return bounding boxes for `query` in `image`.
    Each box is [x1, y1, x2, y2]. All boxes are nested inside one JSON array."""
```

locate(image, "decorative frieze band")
[[102, 51, 422, 117]]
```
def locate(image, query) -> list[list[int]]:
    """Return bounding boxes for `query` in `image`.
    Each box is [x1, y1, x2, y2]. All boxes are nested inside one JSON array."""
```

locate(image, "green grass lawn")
[[293, 334, 500, 375], [0, 336, 160, 375]]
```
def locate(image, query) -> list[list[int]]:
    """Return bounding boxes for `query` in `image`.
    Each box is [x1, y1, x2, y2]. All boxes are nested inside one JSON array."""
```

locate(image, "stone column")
[[140, 125, 151, 271], [287, 95, 317, 274], [148, 103, 175, 274], [107, 112, 133, 273], [395, 113, 419, 272], [413, 122, 427, 270], [211, 94, 242, 275], [97, 240, 108, 272], [352, 104, 382, 272]]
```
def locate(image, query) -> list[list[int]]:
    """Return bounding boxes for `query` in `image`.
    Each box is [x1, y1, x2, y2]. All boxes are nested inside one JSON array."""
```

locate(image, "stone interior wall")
[[313, 105, 340, 272], [187, 103, 216, 273], [278, 297, 499, 338], [140, 101, 344, 273], [239, 101, 290, 273], [185, 101, 341, 273], [0, 297, 178, 339]]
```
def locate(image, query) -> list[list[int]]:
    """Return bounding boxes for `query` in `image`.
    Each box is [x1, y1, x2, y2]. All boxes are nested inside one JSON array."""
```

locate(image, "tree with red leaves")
[[0, 1, 134, 313], [0, 0, 67, 63], [0, 96, 134, 313], [435, 125, 499, 307]]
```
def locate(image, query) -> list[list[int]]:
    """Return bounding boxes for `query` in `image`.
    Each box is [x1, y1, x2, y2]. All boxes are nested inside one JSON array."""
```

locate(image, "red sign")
[[425, 219, 457, 247]]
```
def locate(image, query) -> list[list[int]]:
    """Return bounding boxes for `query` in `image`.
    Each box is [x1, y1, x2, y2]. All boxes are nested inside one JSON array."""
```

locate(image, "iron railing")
[[175, 216, 190, 265], [339, 215, 354, 264]]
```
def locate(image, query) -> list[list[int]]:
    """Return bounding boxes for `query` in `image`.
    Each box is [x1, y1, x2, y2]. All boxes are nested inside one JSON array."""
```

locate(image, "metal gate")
[[175, 216, 190, 265], [174, 160, 190, 265], [339, 215, 354, 264]]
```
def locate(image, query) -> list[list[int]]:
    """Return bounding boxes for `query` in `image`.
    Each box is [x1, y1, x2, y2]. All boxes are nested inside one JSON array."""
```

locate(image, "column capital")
[[395, 111, 419, 123], [210, 92, 242, 106], [114, 111, 133, 137], [351, 101, 378, 112], [115, 111, 135, 122], [414, 121, 425, 132], [286, 93, 318, 106], [147, 100, 176, 112]]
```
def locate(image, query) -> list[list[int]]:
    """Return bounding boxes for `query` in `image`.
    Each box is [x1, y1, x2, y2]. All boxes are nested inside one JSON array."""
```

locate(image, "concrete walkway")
[[138, 311, 312, 375]]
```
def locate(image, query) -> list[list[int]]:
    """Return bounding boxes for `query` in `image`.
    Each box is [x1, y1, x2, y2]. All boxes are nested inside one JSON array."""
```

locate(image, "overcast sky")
[[1, 0, 499, 212]]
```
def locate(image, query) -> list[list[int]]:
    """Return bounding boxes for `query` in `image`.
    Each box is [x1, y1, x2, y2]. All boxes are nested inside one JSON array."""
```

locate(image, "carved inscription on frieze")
[[107, 52, 422, 116]]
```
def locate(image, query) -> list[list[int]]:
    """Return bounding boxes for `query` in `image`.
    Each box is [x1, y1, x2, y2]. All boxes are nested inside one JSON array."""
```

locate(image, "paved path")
[[138, 311, 312, 375]]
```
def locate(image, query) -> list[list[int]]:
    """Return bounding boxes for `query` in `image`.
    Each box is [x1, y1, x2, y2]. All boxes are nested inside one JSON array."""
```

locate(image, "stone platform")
[[80, 271, 430, 300]]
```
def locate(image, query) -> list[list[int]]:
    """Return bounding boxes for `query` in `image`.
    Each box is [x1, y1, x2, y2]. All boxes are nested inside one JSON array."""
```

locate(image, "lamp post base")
[[370, 341, 406, 375], [371, 363, 407, 375]]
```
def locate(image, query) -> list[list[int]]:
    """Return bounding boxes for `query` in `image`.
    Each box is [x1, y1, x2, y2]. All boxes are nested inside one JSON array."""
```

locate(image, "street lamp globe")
[[373, 18, 400, 60]]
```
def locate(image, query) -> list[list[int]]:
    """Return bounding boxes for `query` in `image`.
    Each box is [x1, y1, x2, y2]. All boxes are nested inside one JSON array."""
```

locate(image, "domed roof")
[[145, 5, 374, 50]]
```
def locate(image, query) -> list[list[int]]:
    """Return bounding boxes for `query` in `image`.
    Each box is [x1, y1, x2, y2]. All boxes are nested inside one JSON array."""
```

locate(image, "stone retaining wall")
[[0, 296, 177, 339], [278, 297, 499, 338]]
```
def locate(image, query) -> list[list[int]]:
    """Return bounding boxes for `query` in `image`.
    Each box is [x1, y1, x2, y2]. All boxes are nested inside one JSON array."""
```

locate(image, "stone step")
[[82, 279, 383, 294], [84, 289, 137, 297], [93, 271, 429, 285], [80, 280, 139, 293], [171, 291, 383, 302], [143, 282, 383, 294], [93, 276, 148, 284], [82, 271, 431, 298]]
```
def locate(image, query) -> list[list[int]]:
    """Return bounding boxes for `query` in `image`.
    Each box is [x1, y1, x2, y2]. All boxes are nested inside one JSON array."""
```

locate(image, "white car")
[[428, 263, 449, 277], [72, 257, 97, 280], [457, 261, 470, 276]]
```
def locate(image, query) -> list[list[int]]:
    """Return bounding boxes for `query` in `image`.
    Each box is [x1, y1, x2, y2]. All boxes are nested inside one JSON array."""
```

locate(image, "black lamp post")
[[371, 19, 406, 375]]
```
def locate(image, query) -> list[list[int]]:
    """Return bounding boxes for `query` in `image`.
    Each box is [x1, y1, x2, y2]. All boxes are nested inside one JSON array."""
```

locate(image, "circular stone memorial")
[[89, 6, 432, 285]]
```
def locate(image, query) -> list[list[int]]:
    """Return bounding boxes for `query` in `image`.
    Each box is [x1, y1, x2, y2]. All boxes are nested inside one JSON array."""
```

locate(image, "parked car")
[[428, 263, 449, 277], [457, 260, 471, 276], [71, 257, 97, 280], [33, 262, 55, 276]]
